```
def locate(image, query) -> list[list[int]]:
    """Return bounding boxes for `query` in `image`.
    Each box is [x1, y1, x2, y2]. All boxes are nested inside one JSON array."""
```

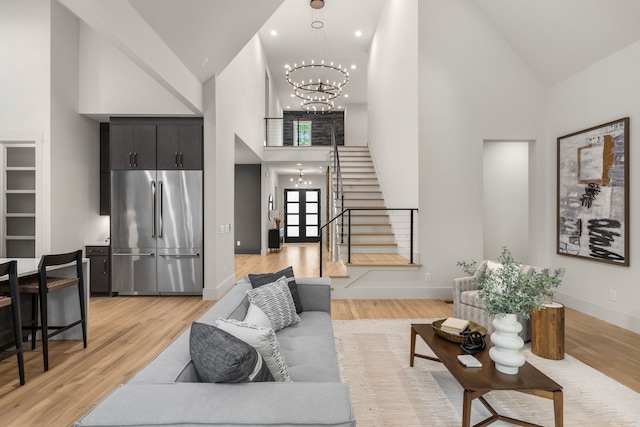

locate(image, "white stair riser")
[[336, 185, 381, 192], [344, 191, 382, 200], [339, 200, 386, 208], [339, 234, 395, 243], [339, 246, 398, 255], [333, 173, 376, 180], [337, 224, 391, 233]]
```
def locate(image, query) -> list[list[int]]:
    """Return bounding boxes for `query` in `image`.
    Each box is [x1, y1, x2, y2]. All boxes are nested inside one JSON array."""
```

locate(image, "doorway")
[[483, 140, 531, 261], [284, 188, 320, 243]]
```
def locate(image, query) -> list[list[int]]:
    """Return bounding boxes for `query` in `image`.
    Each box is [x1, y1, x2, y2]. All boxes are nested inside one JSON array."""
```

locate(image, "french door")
[[284, 189, 320, 243]]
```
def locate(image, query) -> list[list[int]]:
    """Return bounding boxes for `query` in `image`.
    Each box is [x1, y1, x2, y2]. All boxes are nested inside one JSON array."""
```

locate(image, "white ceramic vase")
[[489, 313, 525, 375]]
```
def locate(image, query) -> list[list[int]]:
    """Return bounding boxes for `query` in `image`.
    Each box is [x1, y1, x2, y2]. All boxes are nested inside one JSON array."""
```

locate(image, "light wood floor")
[[0, 243, 638, 426]]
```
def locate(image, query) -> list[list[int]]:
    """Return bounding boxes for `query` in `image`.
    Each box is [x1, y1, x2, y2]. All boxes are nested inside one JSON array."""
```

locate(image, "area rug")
[[333, 319, 640, 427]]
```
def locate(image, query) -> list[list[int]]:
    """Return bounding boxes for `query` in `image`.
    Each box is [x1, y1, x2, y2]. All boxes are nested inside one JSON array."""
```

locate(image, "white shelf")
[[6, 167, 36, 172], [5, 190, 36, 194], [3, 144, 38, 257]]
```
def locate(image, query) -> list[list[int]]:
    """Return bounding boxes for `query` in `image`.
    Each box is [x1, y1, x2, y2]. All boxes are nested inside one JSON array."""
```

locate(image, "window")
[[294, 121, 312, 146]]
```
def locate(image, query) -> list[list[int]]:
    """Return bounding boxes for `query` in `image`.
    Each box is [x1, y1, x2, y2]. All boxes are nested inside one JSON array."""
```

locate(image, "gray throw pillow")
[[247, 277, 301, 332], [248, 266, 303, 313], [189, 322, 273, 383]]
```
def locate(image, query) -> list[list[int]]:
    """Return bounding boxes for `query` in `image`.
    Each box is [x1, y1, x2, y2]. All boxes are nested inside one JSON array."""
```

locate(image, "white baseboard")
[[554, 291, 640, 334], [202, 273, 237, 300], [331, 286, 451, 300]]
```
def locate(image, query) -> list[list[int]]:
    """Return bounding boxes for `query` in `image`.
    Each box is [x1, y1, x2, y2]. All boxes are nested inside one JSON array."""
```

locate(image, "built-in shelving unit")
[[3, 144, 37, 257]]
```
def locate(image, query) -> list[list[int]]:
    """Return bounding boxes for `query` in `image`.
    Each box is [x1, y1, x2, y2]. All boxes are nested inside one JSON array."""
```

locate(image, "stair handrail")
[[319, 207, 418, 277]]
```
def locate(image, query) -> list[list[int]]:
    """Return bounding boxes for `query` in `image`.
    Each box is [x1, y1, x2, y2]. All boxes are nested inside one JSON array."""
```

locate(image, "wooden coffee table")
[[410, 323, 563, 427]]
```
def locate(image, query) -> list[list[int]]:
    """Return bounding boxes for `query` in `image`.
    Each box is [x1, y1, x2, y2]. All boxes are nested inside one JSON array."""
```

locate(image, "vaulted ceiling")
[[127, 0, 640, 110]]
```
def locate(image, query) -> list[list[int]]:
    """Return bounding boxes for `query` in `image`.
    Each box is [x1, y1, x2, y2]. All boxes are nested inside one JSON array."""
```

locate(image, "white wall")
[[368, 0, 418, 209], [344, 103, 368, 146], [483, 141, 529, 261], [51, 1, 108, 252], [202, 76, 219, 299], [206, 35, 273, 298], [543, 40, 640, 333], [418, 0, 545, 297], [0, 0, 50, 133], [78, 23, 194, 118]]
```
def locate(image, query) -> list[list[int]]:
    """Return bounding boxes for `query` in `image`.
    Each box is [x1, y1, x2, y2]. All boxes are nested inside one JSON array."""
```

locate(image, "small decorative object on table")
[[439, 317, 469, 334], [432, 319, 487, 343], [458, 247, 564, 374]]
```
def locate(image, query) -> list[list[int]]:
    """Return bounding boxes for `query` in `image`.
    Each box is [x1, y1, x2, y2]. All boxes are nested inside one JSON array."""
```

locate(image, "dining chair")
[[0, 260, 25, 385], [20, 250, 87, 371]]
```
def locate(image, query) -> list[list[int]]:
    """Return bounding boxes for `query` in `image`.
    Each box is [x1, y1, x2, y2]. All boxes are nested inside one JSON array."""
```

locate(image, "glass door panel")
[[284, 189, 321, 243]]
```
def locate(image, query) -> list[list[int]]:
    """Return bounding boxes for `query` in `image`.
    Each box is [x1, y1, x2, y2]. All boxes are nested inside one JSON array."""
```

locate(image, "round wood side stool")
[[531, 302, 565, 360]]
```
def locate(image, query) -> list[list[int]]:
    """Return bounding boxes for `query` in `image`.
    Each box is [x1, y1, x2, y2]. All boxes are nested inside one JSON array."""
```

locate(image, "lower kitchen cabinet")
[[86, 245, 111, 295]]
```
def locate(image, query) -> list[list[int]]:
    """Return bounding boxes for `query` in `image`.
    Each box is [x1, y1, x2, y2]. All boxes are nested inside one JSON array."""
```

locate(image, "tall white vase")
[[489, 313, 525, 375]]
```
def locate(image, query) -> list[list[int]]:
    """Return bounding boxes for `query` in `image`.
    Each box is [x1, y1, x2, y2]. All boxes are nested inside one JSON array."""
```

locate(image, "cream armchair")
[[452, 260, 532, 341]]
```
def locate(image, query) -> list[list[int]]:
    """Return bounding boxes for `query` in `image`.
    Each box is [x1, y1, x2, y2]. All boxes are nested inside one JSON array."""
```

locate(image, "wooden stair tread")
[[339, 232, 394, 236], [346, 261, 422, 268], [339, 242, 397, 246]]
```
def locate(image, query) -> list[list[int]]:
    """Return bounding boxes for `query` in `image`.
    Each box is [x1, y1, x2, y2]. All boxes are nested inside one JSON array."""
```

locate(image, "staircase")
[[330, 145, 416, 268]]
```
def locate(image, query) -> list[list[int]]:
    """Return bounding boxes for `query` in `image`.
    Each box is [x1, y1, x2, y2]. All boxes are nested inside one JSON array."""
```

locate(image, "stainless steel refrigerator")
[[110, 170, 203, 295]]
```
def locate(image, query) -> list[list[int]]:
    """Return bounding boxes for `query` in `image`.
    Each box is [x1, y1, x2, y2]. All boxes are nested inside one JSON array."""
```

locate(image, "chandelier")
[[290, 169, 312, 187], [285, 0, 349, 113]]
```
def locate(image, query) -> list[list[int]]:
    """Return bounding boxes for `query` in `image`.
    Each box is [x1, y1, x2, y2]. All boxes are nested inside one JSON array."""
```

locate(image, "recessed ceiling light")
[[270, 30, 277, 36], [290, 93, 295, 97], [286, 106, 290, 109], [296, 163, 302, 166], [351, 64, 357, 70], [284, 64, 290, 69], [344, 94, 349, 98], [355, 30, 362, 37]]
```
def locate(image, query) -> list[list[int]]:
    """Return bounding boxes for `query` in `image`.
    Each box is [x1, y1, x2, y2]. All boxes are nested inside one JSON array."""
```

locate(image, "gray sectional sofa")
[[76, 277, 356, 427]]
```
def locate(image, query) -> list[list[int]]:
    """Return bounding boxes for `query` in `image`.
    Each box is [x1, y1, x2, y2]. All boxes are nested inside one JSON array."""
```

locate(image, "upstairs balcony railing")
[[264, 114, 344, 147]]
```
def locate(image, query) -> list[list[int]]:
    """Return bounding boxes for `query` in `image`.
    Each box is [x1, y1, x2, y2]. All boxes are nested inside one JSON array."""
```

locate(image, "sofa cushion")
[[216, 318, 292, 382], [248, 266, 303, 313], [277, 311, 342, 383], [189, 322, 273, 383], [459, 290, 486, 309], [247, 277, 301, 331], [243, 303, 272, 328]]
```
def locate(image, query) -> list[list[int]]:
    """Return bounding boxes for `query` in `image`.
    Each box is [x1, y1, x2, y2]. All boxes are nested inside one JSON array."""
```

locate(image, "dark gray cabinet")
[[156, 125, 203, 170], [86, 245, 110, 295], [100, 123, 110, 215], [109, 124, 157, 170]]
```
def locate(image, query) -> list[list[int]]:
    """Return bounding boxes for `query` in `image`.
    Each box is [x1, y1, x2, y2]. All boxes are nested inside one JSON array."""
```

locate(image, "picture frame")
[[557, 117, 629, 265]]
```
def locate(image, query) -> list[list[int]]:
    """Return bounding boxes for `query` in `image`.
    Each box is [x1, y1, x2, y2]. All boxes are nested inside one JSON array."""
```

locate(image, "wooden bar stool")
[[0, 260, 25, 385], [20, 250, 87, 371]]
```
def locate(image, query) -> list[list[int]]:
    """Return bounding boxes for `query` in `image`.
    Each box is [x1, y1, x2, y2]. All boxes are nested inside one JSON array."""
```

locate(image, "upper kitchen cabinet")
[[109, 118, 203, 171], [109, 123, 156, 170], [156, 124, 203, 170]]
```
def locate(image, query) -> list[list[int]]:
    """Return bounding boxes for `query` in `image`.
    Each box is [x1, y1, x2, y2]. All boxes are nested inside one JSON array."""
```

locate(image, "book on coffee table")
[[440, 317, 469, 334]]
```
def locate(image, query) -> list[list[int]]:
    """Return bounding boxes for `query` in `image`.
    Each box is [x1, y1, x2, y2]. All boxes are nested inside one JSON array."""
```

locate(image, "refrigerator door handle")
[[158, 180, 164, 238], [159, 253, 200, 258], [150, 180, 156, 237], [113, 253, 155, 257]]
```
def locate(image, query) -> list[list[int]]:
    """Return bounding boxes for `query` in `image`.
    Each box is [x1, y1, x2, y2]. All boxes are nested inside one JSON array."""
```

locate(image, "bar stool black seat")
[[20, 250, 87, 371]]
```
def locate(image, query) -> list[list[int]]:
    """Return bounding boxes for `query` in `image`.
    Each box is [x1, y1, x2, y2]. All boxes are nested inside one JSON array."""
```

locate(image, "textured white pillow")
[[243, 303, 272, 329], [246, 276, 300, 331], [215, 318, 292, 382]]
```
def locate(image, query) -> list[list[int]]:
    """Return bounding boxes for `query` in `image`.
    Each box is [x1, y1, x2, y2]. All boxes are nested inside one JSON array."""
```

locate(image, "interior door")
[[284, 189, 320, 243]]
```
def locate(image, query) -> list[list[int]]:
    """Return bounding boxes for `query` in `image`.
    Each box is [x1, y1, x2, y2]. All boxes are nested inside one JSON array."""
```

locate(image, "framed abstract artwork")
[[557, 117, 629, 265]]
